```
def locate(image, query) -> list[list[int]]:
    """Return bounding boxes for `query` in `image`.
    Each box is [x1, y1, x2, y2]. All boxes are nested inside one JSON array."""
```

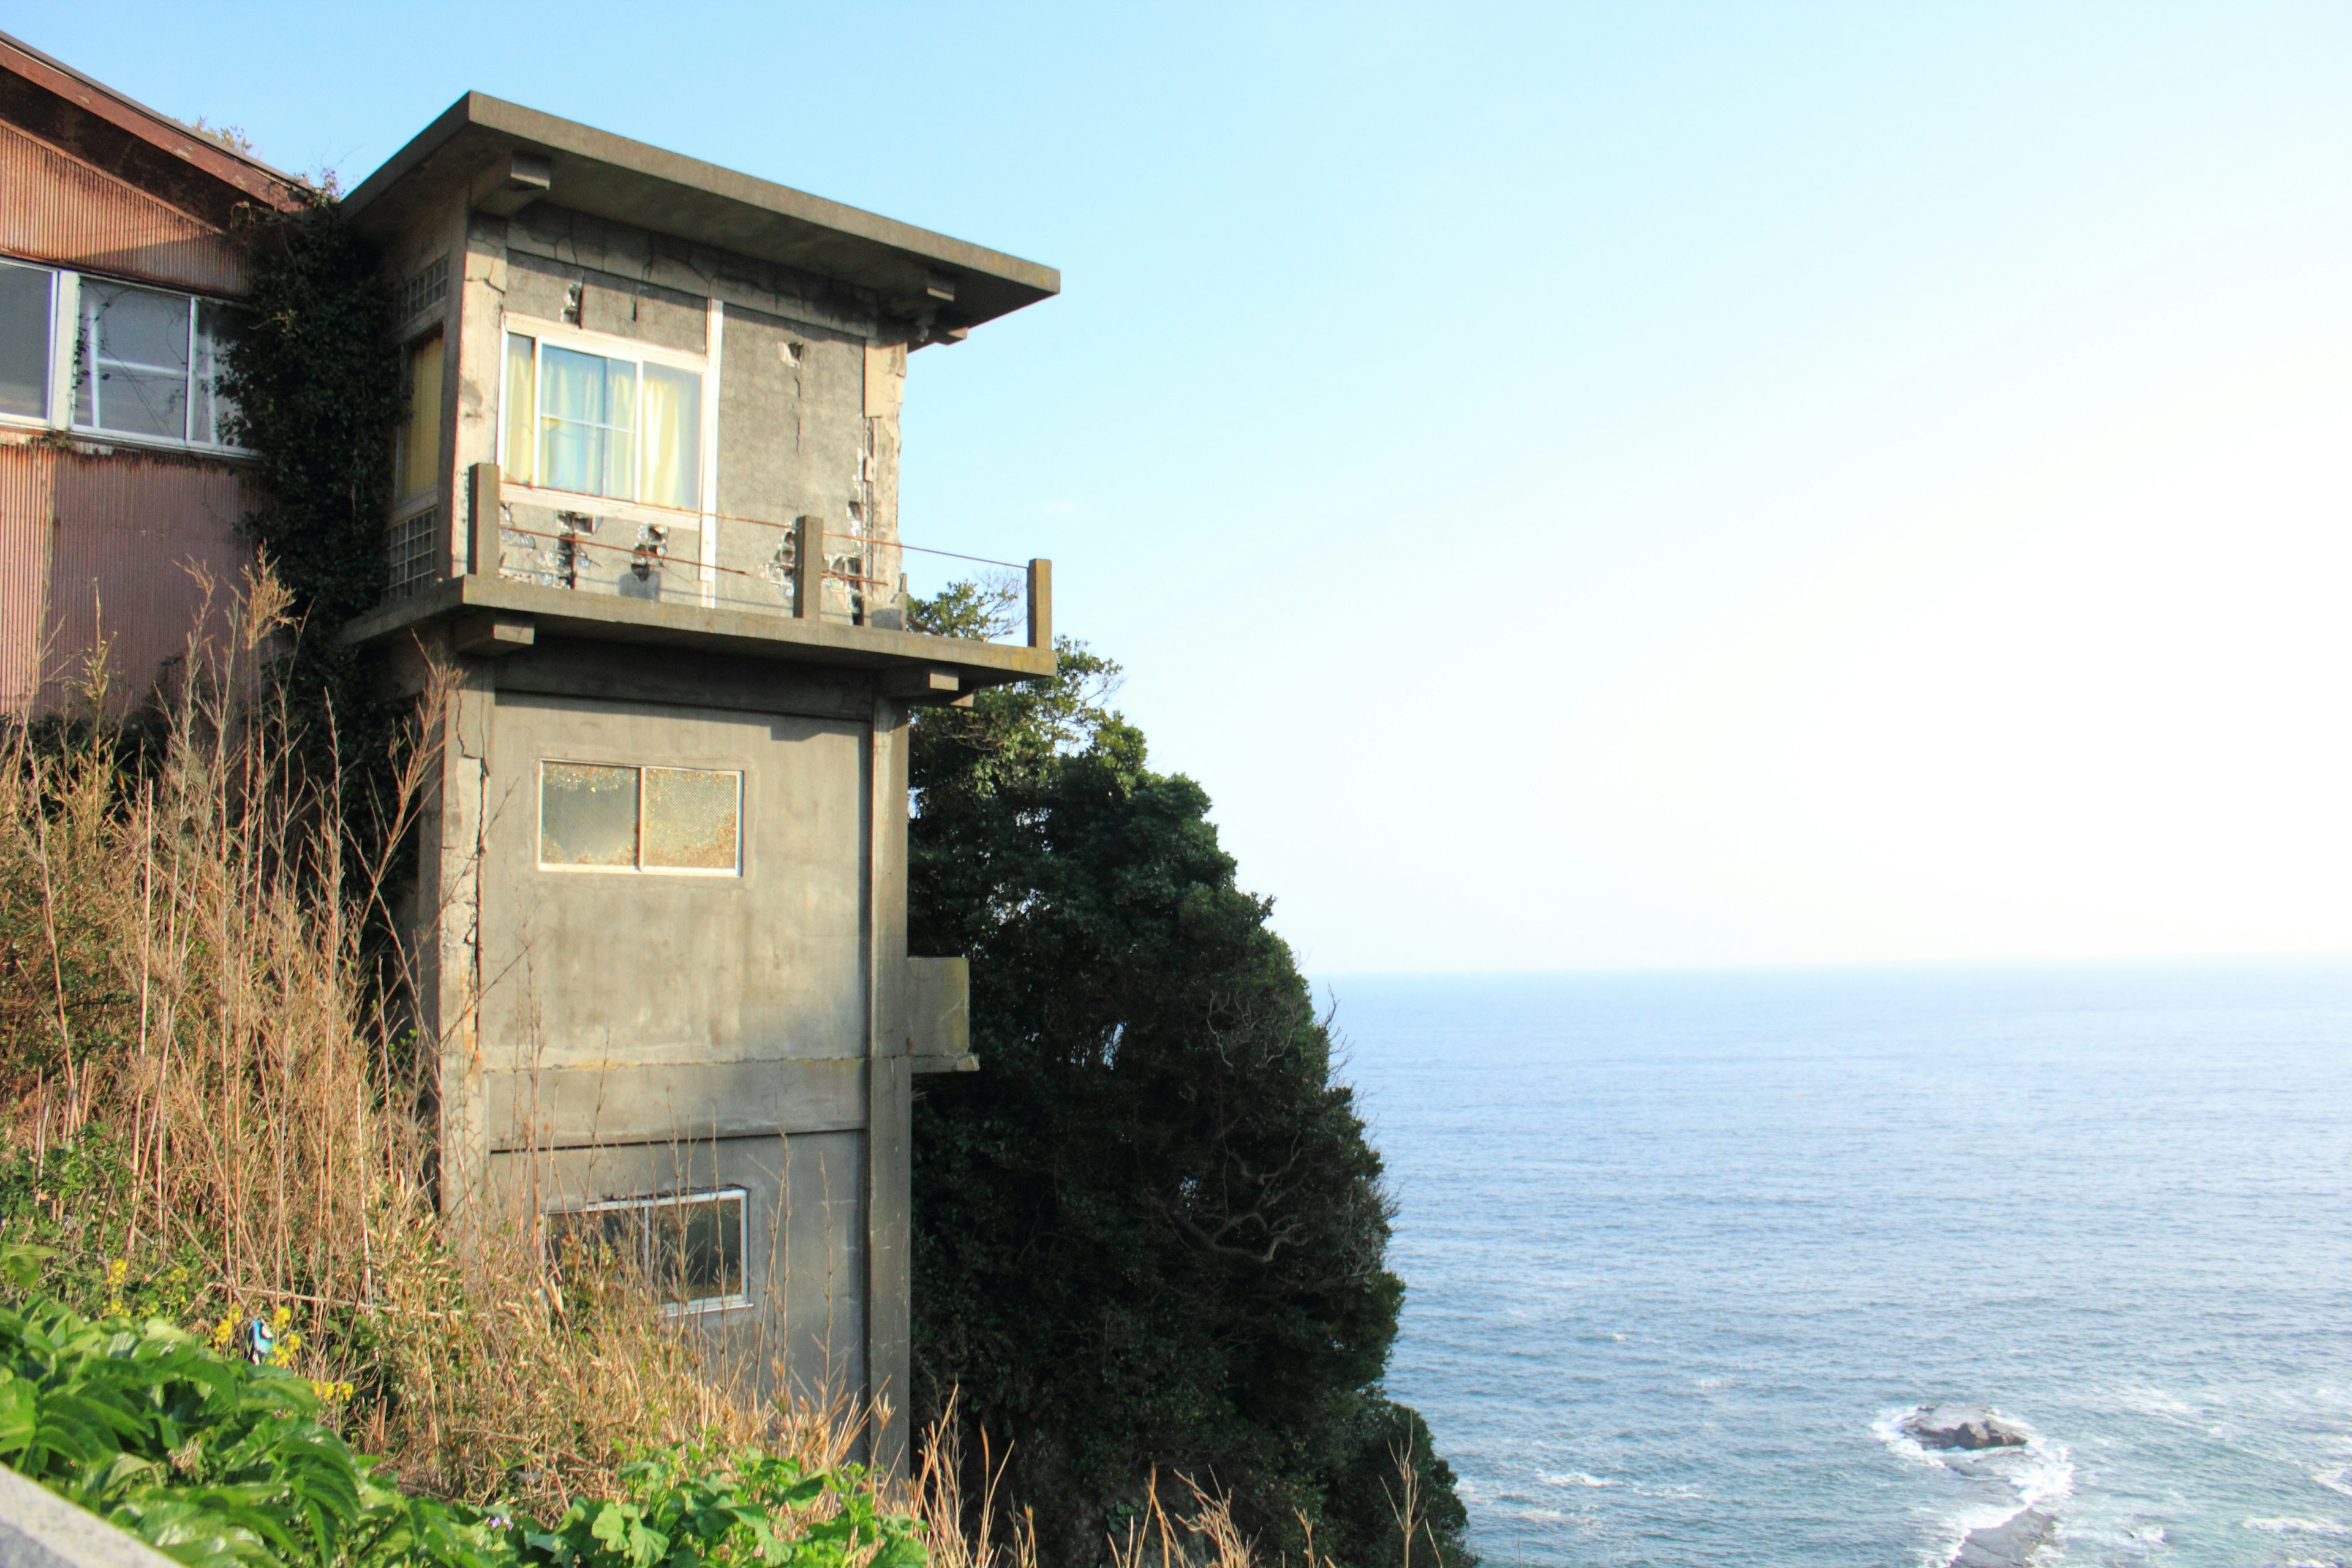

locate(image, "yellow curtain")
[[398, 331, 443, 501], [503, 334, 535, 486], [641, 364, 701, 510]]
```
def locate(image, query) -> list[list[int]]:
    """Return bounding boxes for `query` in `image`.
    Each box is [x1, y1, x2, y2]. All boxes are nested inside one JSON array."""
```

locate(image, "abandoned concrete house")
[[1, 36, 1061, 1478]]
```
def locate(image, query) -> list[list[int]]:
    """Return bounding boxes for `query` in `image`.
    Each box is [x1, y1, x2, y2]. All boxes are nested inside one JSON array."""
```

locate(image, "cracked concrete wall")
[[420, 201, 910, 613], [380, 193, 924, 1466]]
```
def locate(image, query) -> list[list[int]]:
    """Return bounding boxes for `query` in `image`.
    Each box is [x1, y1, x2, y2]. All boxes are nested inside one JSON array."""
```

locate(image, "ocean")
[[1327, 965, 2352, 1568]]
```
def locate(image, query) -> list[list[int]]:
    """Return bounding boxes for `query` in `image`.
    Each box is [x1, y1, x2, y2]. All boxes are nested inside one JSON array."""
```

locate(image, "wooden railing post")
[[467, 462, 500, 578], [1027, 558, 1052, 650], [794, 515, 821, 620]]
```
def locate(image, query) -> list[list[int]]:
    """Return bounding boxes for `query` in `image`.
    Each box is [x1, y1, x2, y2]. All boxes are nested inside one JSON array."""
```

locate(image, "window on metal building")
[[545, 1188, 748, 1313], [0, 259, 53, 420], [71, 279, 243, 446]]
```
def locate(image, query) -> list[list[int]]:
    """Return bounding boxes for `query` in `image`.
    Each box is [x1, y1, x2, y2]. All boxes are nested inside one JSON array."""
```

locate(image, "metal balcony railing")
[[385, 465, 1050, 653]]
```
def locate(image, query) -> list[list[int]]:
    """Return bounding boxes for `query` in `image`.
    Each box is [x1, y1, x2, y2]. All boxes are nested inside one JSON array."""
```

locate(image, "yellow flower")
[[270, 1305, 292, 1330], [104, 1259, 128, 1287], [210, 1315, 236, 1349], [284, 1332, 303, 1354]]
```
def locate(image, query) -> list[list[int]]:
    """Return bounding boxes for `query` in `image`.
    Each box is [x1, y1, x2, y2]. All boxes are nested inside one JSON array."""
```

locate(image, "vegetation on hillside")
[[904, 586, 1472, 1568], [0, 1244, 922, 1568]]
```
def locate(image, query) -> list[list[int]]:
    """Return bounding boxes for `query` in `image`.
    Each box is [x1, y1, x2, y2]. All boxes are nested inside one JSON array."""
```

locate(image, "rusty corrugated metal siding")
[[0, 444, 52, 712], [0, 118, 243, 293], [0, 437, 254, 714]]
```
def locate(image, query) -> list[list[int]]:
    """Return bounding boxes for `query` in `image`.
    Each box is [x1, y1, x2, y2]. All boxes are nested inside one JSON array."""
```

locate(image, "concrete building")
[[0, 31, 304, 712], [337, 94, 1058, 1474]]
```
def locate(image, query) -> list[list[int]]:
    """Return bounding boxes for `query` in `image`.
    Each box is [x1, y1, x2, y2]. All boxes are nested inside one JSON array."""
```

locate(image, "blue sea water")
[[1327, 965, 2352, 1568]]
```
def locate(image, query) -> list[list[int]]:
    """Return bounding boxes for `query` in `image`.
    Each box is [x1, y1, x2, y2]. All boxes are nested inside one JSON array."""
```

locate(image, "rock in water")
[[1952, 1508, 2054, 1568], [1899, 1404, 2032, 1451]]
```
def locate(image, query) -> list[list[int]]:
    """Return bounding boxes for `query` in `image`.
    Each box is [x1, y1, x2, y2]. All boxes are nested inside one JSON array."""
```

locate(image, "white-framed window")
[[537, 760, 742, 875], [545, 1187, 748, 1314], [499, 318, 706, 512], [0, 257, 248, 450], [72, 278, 243, 447]]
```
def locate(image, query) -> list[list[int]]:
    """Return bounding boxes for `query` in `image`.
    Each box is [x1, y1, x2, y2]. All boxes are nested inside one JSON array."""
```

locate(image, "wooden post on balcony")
[[794, 515, 821, 620], [1027, 559, 1052, 650], [468, 463, 500, 578]]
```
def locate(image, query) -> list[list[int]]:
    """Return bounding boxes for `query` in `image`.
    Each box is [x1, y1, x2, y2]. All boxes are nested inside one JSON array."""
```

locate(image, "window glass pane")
[[546, 1206, 638, 1282], [649, 1193, 743, 1305], [395, 331, 444, 500], [75, 282, 189, 439], [0, 261, 50, 418], [190, 300, 241, 445], [641, 364, 701, 510], [540, 761, 639, 867], [540, 344, 634, 499], [503, 334, 535, 485], [644, 767, 739, 871]]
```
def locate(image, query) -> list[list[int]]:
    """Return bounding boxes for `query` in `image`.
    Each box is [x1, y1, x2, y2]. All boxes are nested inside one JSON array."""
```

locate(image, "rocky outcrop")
[[1899, 1405, 2031, 1452], [1952, 1507, 2054, 1568]]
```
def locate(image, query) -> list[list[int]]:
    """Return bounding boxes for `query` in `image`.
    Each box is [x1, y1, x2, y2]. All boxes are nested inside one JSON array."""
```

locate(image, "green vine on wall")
[[220, 194, 405, 780]]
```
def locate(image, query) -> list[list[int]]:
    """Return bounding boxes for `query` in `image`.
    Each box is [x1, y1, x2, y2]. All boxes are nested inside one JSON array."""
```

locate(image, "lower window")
[[539, 760, 742, 873], [545, 1187, 747, 1312]]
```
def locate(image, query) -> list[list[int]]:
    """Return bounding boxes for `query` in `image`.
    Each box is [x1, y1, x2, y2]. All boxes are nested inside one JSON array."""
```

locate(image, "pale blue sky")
[[21, 2, 2352, 972]]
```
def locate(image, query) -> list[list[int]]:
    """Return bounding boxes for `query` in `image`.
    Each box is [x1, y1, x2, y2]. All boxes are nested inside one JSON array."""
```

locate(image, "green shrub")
[[0, 1249, 924, 1568]]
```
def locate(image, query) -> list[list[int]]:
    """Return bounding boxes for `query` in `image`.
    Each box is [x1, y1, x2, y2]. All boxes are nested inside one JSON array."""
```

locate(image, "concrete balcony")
[[345, 463, 1053, 696]]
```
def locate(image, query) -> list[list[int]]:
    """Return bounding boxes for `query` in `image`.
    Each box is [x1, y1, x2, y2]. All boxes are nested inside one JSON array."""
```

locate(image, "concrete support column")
[[865, 695, 912, 1478]]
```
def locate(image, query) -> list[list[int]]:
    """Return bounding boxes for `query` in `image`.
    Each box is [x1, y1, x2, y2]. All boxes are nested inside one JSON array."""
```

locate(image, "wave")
[[1873, 1407, 2074, 1568], [1537, 1471, 1616, 1489], [2244, 1517, 2352, 1537]]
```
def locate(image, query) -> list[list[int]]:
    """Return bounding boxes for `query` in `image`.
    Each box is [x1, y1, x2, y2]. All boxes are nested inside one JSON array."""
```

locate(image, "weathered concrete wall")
[[487, 1128, 868, 1410], [392, 200, 909, 609], [475, 691, 869, 1073], [399, 637, 914, 1460]]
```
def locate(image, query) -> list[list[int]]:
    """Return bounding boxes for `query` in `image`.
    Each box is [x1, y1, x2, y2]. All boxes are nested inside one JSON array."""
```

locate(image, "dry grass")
[[0, 570, 843, 1512], [0, 574, 1430, 1568]]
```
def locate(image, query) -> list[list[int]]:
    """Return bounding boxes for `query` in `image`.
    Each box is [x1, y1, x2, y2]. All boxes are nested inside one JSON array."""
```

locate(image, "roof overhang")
[[0, 29, 308, 228], [344, 92, 1058, 336]]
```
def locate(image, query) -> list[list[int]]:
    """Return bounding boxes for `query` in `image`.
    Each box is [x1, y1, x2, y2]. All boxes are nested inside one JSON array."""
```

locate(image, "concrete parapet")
[[0, 1466, 178, 1568]]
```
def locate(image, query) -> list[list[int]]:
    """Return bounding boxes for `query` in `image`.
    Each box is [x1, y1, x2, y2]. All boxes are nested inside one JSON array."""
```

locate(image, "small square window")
[[545, 1188, 746, 1311], [539, 760, 741, 875], [540, 761, 640, 867]]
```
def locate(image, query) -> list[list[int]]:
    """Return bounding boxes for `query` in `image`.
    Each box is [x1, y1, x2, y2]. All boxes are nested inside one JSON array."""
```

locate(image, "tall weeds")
[[0, 573, 805, 1512]]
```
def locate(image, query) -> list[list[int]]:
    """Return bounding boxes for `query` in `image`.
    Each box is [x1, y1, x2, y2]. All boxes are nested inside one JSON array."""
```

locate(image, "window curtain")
[[641, 364, 701, 511], [503, 335, 536, 485], [541, 345, 635, 499], [396, 332, 443, 501]]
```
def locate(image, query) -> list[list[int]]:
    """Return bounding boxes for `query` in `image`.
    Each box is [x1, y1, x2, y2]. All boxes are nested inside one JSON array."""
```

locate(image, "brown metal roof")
[[0, 31, 307, 230]]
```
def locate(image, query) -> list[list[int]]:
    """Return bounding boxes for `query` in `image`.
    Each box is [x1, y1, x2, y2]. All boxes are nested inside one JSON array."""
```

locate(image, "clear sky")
[[20, 2, 2352, 973]]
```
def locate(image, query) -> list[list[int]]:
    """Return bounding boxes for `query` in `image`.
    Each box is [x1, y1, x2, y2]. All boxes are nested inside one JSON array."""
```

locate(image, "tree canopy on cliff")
[[905, 586, 1471, 1568]]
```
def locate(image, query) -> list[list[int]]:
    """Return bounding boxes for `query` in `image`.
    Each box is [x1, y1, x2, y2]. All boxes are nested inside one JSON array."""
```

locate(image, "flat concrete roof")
[[344, 93, 1058, 335]]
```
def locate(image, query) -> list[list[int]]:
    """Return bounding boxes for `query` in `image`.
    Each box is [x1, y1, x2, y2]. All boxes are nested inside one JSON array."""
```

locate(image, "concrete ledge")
[[486, 1059, 869, 1151], [0, 1466, 178, 1568], [342, 576, 1054, 688]]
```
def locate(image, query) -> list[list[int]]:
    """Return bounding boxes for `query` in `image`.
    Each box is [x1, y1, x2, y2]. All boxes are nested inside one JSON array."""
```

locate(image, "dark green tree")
[[906, 586, 1471, 1568]]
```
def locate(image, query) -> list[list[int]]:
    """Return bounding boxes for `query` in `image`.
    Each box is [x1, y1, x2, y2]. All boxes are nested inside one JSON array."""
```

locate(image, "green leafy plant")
[[0, 1247, 923, 1568]]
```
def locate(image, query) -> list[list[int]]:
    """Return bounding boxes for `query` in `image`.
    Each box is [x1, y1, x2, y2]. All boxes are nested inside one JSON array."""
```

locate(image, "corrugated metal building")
[[0, 31, 303, 713]]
